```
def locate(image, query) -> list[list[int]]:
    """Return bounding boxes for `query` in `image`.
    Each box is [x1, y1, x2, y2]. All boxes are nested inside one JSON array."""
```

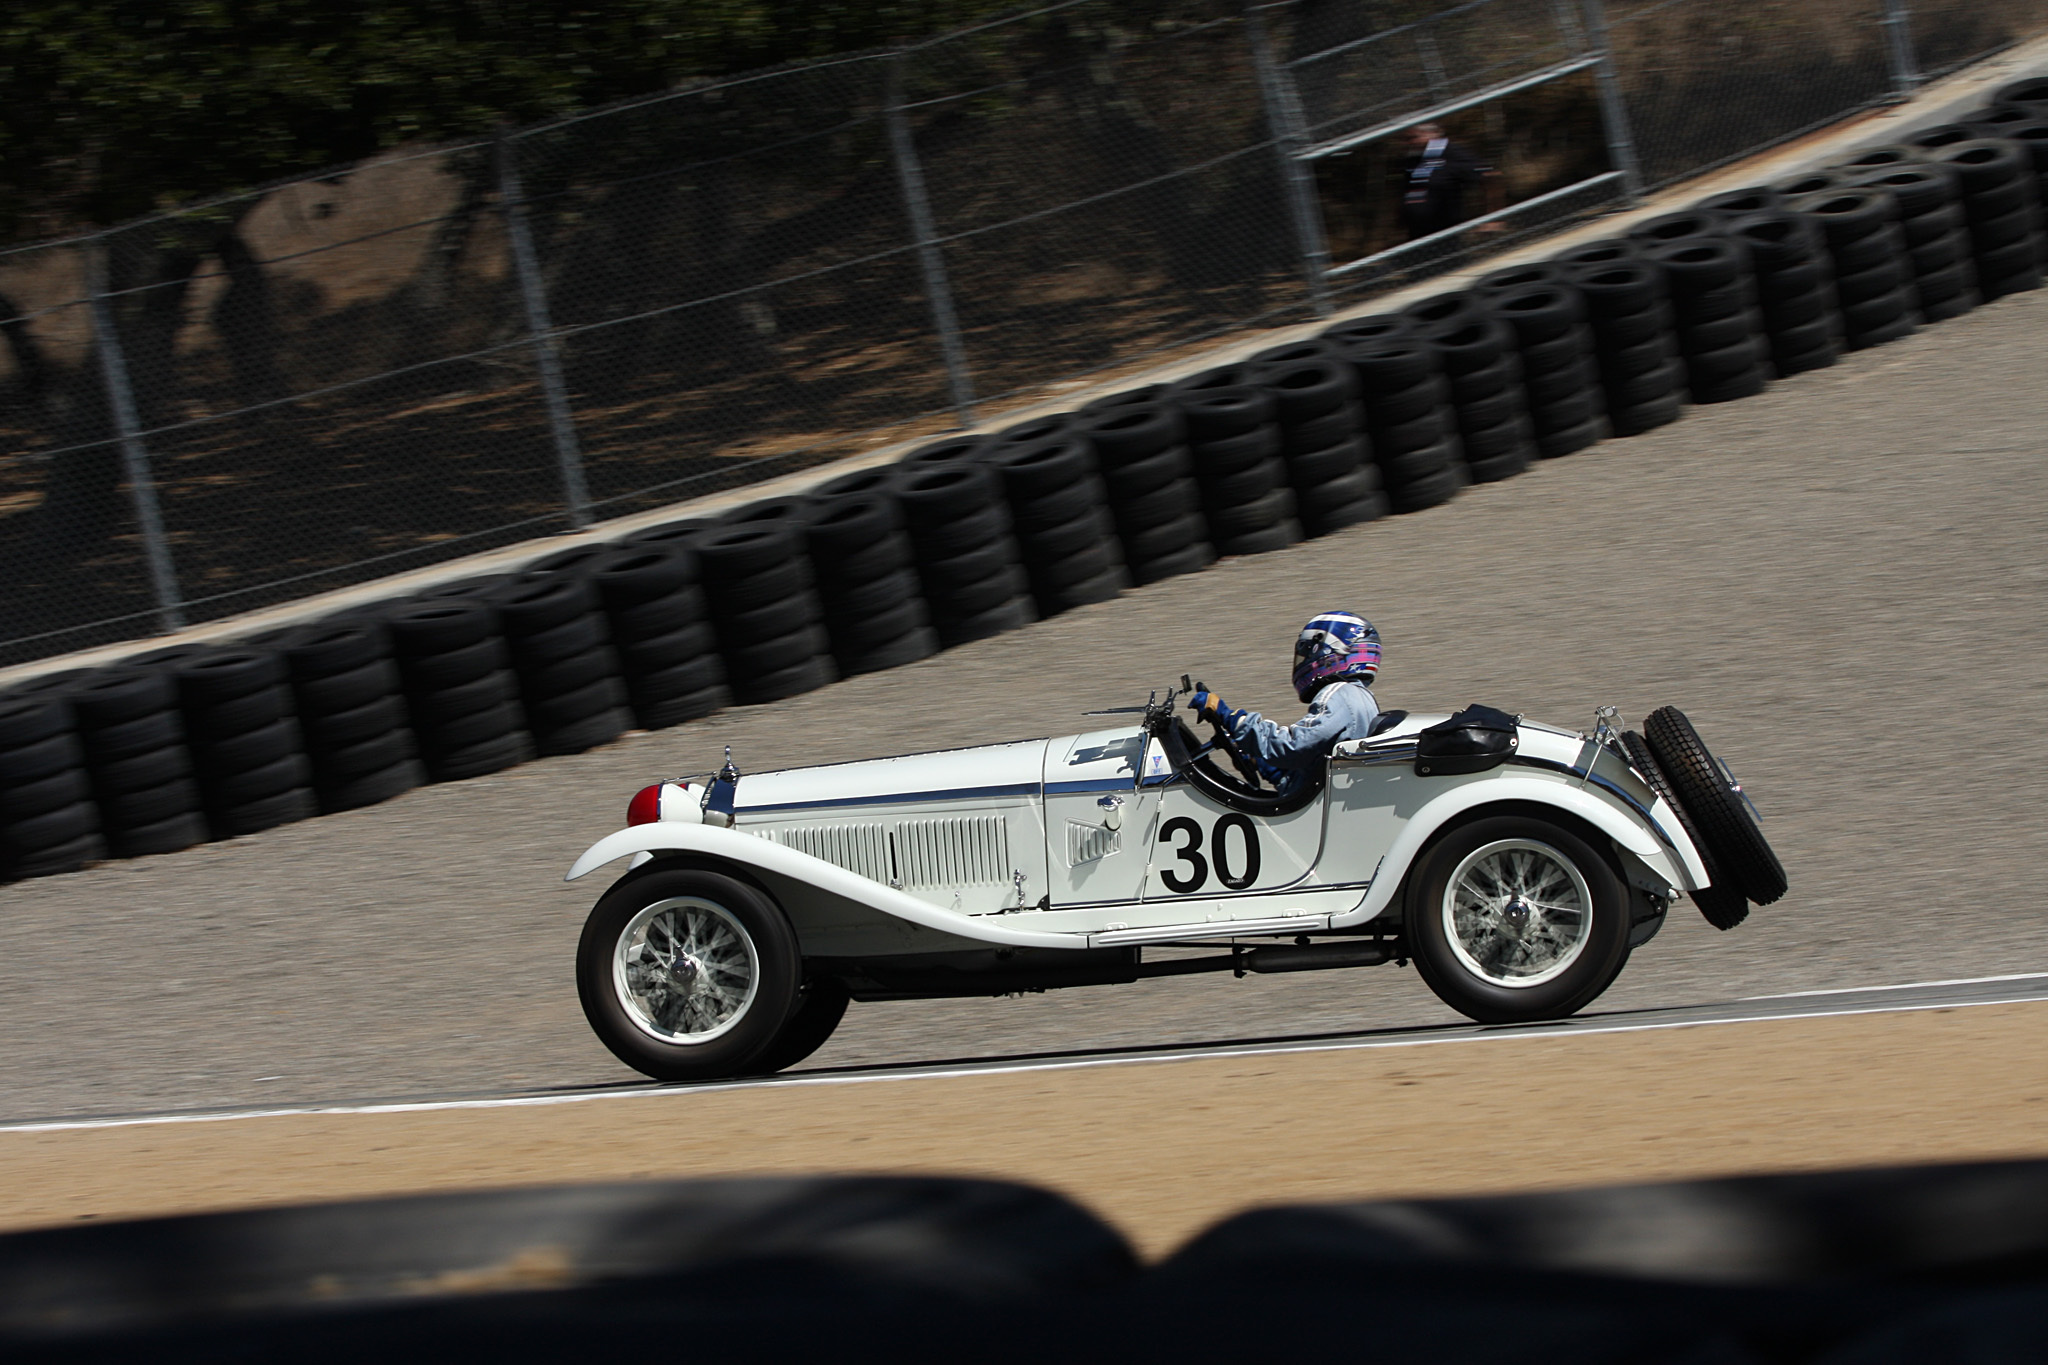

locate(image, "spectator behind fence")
[[1394, 122, 1487, 240]]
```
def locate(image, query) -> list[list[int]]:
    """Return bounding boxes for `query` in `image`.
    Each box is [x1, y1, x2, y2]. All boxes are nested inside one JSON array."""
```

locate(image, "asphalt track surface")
[[5, 971, 2044, 1133], [2, 275, 2046, 1126]]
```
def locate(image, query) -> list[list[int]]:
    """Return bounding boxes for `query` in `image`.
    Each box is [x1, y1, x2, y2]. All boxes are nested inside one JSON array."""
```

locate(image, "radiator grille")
[[768, 822, 891, 884], [1066, 820, 1120, 867], [895, 815, 1009, 887]]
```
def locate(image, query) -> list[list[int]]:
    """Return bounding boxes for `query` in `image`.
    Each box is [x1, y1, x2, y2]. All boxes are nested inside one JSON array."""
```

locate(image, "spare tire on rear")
[[1640, 706, 1788, 909]]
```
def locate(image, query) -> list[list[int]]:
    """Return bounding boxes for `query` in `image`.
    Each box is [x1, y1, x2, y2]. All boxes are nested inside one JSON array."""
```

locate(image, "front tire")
[[576, 866, 802, 1081], [1404, 815, 1632, 1025]]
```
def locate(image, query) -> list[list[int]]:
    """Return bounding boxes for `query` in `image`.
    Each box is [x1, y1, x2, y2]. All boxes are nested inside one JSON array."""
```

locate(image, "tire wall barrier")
[[3, 128, 2044, 881]]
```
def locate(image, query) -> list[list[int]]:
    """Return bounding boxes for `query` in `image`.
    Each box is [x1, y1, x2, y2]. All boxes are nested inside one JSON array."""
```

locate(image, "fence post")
[[885, 55, 977, 428], [496, 131, 593, 532], [1581, 0, 1646, 204], [1880, 0, 1922, 98], [85, 240, 185, 634], [1246, 5, 1335, 318]]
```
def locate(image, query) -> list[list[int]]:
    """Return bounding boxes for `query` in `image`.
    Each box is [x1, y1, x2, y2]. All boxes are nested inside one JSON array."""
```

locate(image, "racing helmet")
[[1292, 611, 1381, 703]]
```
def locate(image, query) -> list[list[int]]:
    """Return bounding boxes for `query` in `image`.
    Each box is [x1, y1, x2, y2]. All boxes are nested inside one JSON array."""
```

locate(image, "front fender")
[[1332, 774, 1707, 929], [566, 823, 1088, 950]]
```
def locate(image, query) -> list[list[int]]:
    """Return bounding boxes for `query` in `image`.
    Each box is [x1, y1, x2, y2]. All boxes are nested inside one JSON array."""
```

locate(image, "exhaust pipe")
[[1240, 940, 1397, 974]]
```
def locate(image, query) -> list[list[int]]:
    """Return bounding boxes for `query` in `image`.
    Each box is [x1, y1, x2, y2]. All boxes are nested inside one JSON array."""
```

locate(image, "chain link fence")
[[1, 0, 2043, 666]]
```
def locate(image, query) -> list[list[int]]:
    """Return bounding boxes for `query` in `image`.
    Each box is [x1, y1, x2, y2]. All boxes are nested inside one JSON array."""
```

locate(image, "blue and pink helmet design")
[[1292, 611, 1381, 703]]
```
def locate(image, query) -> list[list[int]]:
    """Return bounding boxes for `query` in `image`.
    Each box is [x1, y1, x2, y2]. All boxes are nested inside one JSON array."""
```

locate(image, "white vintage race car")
[[567, 681, 1786, 1081]]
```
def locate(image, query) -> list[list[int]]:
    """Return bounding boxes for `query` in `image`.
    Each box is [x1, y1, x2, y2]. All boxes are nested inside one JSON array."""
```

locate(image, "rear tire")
[[576, 866, 802, 1081], [1404, 815, 1632, 1024]]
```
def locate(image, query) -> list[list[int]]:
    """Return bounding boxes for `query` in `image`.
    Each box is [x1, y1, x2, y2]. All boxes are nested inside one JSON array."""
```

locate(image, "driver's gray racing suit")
[[1224, 681, 1381, 798]]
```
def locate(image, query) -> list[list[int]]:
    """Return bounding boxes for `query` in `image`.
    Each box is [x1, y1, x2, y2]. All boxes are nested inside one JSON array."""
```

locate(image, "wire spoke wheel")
[[614, 896, 760, 1044], [1441, 838, 1593, 989]]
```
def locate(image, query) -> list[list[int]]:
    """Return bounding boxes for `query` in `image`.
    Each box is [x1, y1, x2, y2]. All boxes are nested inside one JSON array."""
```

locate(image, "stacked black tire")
[[800, 492, 943, 672], [384, 600, 532, 781], [1843, 163, 1978, 323], [1416, 309, 1536, 481], [1490, 284, 1604, 458], [1645, 237, 1771, 404], [1923, 139, 2044, 301], [1794, 189, 1918, 350], [151, 648, 317, 839], [0, 691, 104, 881], [263, 623, 422, 813], [695, 524, 838, 703], [492, 576, 631, 755], [1167, 371, 1300, 556], [588, 543, 733, 725], [1322, 331, 1465, 511], [1077, 401, 1213, 584], [981, 438, 1130, 613], [56, 669, 208, 859], [1248, 348, 1388, 532], [1731, 210, 1843, 377], [893, 464, 1035, 647], [1567, 259, 1687, 435]]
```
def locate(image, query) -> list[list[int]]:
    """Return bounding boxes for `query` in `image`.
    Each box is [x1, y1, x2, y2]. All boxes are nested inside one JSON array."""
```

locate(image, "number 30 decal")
[[1157, 814, 1262, 893]]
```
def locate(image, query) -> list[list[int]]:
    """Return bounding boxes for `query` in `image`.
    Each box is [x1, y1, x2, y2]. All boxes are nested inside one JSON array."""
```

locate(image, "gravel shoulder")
[[1, 289, 2045, 1122]]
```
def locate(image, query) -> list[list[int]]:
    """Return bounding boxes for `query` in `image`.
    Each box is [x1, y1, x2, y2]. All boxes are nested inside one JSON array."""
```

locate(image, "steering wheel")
[[1188, 678, 1280, 797]]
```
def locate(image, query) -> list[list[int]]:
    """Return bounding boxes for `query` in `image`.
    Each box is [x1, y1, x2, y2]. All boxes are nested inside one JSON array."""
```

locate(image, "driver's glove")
[[1188, 691, 1243, 728]]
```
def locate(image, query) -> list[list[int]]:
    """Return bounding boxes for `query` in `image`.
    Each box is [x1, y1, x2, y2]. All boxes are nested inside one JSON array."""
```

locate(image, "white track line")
[[5, 985, 2047, 1137], [1741, 971, 2048, 1001]]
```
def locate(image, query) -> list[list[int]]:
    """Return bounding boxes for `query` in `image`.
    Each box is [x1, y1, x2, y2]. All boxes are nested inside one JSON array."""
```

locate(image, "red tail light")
[[626, 783, 664, 827]]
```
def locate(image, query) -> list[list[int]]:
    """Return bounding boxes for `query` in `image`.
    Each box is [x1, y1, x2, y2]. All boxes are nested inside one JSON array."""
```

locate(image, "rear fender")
[[1331, 775, 1706, 929]]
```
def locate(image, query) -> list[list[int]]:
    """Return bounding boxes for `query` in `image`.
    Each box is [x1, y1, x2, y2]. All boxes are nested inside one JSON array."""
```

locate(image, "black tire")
[[1761, 286, 1834, 329], [1388, 464, 1463, 512], [535, 707, 629, 757], [1673, 308, 1758, 353], [1302, 489, 1390, 533], [1371, 407, 1449, 455], [1187, 424, 1282, 474], [1175, 387, 1278, 443], [1774, 343, 1841, 377], [300, 657, 406, 712], [744, 978, 852, 1075], [1921, 290, 1979, 322], [0, 699, 71, 749], [1259, 359, 1356, 424], [1609, 391, 1685, 435], [1361, 374, 1450, 427], [1403, 814, 1632, 1024], [1833, 256, 1911, 305], [1213, 519, 1303, 557], [1618, 729, 1747, 930], [1201, 458, 1286, 504], [79, 712, 184, 765], [1344, 343, 1436, 391], [738, 656, 838, 704], [1842, 285, 1916, 333], [1460, 414, 1535, 460], [1642, 706, 1788, 906], [1280, 400, 1365, 452], [318, 761, 422, 813], [577, 866, 804, 1082], [1691, 366, 1768, 404], [213, 788, 316, 838], [1287, 435, 1371, 485], [1535, 416, 1604, 459], [1967, 204, 2039, 249], [1, 731, 86, 785], [839, 628, 942, 676], [107, 811, 208, 859], [1081, 403, 1184, 463], [1829, 224, 1906, 274], [387, 601, 497, 655], [430, 731, 531, 781], [88, 741, 190, 793], [1465, 446, 1533, 481], [1492, 285, 1583, 342], [1128, 540, 1217, 585]]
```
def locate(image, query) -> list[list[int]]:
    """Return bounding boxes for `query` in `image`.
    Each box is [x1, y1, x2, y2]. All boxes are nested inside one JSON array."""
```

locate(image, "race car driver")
[[1187, 611, 1382, 794]]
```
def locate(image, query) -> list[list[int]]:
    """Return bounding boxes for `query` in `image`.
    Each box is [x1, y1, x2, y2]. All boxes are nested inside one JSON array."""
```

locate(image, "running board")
[[1089, 913, 1331, 948]]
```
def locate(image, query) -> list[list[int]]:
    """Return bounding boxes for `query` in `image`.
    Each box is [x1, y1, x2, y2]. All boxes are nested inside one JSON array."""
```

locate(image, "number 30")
[[1157, 814, 1262, 893]]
